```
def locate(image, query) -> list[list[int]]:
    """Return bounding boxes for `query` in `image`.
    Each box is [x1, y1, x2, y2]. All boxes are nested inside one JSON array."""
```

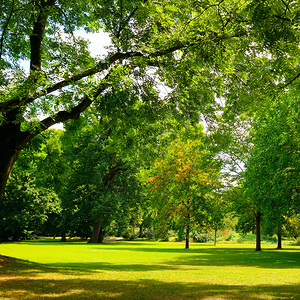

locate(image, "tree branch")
[[33, 76, 110, 134], [0, 30, 244, 113], [273, 14, 291, 21], [0, 0, 15, 60], [283, 71, 300, 87], [30, 0, 56, 71]]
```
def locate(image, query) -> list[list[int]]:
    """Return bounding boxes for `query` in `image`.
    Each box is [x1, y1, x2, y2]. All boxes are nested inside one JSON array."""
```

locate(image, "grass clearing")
[[0, 239, 299, 299]]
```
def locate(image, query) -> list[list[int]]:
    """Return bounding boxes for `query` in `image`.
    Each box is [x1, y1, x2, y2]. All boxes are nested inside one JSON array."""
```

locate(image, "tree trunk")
[[255, 210, 262, 251], [214, 227, 217, 246], [277, 227, 282, 249], [98, 226, 105, 243], [0, 120, 33, 198], [61, 232, 66, 242], [89, 213, 104, 243], [138, 225, 143, 237], [185, 223, 190, 249]]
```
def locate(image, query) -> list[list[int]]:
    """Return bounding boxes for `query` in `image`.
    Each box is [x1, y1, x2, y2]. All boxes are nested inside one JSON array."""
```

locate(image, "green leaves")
[[243, 90, 300, 234], [145, 124, 221, 236]]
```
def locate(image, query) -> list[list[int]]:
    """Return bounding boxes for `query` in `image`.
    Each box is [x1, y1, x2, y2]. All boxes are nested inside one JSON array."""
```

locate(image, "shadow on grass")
[[4, 241, 300, 270], [13, 240, 152, 247], [167, 247, 300, 269], [0, 260, 299, 300], [82, 245, 299, 270]]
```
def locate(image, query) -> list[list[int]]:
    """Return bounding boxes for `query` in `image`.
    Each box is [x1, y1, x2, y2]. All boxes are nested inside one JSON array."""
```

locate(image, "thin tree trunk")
[[98, 226, 105, 243], [89, 213, 104, 243], [255, 210, 262, 251], [138, 225, 143, 237], [185, 223, 190, 249], [214, 227, 217, 246], [277, 227, 282, 249]]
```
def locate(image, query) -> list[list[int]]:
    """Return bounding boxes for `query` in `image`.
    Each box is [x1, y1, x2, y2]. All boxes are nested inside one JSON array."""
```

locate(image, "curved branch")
[[283, 72, 300, 87], [0, 31, 243, 113], [0, 51, 142, 113], [33, 74, 111, 134], [0, 0, 15, 60]]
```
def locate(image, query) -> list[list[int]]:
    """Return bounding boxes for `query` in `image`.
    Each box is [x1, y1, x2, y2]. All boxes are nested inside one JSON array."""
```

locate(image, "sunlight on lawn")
[[0, 240, 299, 299]]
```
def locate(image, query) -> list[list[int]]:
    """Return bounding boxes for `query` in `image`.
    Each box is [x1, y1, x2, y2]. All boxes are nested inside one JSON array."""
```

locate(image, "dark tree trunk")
[[255, 210, 262, 251], [89, 213, 104, 243], [138, 225, 143, 237], [0, 117, 34, 198], [30, 0, 55, 71], [214, 227, 217, 246], [185, 223, 190, 249], [61, 232, 66, 242], [277, 227, 282, 249], [98, 226, 105, 243]]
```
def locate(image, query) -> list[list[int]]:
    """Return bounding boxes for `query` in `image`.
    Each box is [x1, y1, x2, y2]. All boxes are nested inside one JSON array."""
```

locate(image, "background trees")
[[0, 1, 299, 247], [0, 130, 62, 241], [59, 114, 145, 243]]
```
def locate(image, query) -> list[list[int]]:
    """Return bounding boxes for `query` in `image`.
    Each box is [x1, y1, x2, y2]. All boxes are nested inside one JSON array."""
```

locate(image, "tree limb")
[[283, 72, 300, 87], [0, 0, 15, 60], [30, 0, 56, 71], [0, 31, 244, 113], [33, 76, 110, 135]]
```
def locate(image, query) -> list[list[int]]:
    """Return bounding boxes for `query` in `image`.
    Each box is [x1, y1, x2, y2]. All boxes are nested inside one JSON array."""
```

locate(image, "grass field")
[[0, 239, 299, 299]]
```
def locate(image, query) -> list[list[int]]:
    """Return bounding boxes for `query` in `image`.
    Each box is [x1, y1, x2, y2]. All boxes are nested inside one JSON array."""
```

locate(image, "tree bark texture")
[[0, 116, 34, 198], [89, 213, 104, 243]]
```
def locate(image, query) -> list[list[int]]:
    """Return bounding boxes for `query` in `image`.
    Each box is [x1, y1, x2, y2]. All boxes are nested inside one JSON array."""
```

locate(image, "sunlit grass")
[[0, 239, 299, 299]]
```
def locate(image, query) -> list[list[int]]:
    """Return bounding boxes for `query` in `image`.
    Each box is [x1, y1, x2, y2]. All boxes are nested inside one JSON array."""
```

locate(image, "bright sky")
[[78, 30, 111, 57], [50, 30, 112, 130]]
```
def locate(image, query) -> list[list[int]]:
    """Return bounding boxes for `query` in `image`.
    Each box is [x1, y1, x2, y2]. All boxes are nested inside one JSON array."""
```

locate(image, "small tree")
[[147, 127, 221, 249]]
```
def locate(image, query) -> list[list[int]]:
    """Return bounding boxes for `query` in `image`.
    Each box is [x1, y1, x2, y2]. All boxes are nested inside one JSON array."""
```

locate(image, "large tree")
[[0, 0, 299, 197], [59, 111, 148, 243], [243, 90, 300, 249]]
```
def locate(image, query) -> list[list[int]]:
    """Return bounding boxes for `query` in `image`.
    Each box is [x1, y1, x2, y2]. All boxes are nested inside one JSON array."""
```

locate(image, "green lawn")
[[0, 239, 299, 299]]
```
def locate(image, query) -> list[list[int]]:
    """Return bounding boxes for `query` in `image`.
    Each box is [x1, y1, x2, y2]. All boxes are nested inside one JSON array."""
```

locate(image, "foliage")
[[145, 125, 221, 247], [0, 131, 62, 241], [0, 0, 299, 197], [243, 91, 300, 238], [59, 114, 145, 241]]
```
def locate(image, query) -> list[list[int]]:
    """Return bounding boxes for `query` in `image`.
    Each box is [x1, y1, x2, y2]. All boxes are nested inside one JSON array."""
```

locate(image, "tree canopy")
[[0, 0, 299, 196]]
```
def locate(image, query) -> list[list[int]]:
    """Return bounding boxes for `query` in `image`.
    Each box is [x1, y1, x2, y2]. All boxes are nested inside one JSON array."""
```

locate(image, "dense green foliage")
[[0, 1, 299, 246], [243, 91, 300, 246]]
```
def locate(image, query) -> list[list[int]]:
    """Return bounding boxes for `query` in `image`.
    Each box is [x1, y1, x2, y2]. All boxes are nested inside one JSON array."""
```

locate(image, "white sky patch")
[[21, 30, 112, 130], [76, 30, 112, 57], [51, 30, 112, 130]]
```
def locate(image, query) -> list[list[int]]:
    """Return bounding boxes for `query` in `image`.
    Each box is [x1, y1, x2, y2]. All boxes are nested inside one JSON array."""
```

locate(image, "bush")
[[237, 234, 256, 243], [193, 232, 211, 243], [128, 234, 138, 241]]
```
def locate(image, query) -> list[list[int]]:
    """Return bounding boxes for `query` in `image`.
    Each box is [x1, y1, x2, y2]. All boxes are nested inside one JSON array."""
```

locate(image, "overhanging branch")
[[33, 77, 110, 135], [0, 31, 244, 113]]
